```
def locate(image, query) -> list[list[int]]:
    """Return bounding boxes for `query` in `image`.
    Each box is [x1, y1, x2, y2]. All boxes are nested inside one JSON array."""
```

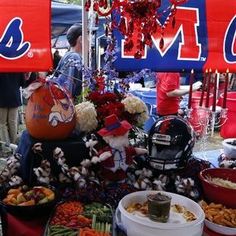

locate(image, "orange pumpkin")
[[25, 81, 76, 140]]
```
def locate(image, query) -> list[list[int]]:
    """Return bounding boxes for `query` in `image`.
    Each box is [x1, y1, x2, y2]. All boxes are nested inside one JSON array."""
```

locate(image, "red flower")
[[87, 91, 120, 106], [103, 92, 120, 103], [95, 76, 105, 92], [86, 90, 141, 130], [97, 102, 125, 125]]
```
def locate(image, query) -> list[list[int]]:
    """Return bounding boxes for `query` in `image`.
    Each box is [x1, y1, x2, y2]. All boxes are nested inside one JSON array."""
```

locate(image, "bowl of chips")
[[199, 168, 236, 208], [205, 219, 236, 235], [200, 201, 236, 235]]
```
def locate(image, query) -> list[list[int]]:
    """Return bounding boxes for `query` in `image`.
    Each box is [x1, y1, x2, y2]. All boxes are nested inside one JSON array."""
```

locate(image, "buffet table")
[[0, 212, 224, 236], [1, 212, 48, 236], [0, 132, 227, 236], [116, 226, 223, 236]]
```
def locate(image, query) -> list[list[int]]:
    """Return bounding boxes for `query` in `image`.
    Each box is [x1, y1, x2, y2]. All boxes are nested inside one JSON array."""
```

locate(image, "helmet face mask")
[[148, 116, 195, 171]]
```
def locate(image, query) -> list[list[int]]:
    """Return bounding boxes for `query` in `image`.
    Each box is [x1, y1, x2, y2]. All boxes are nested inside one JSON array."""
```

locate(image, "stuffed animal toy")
[[33, 160, 52, 184], [0, 154, 21, 184], [91, 114, 148, 183]]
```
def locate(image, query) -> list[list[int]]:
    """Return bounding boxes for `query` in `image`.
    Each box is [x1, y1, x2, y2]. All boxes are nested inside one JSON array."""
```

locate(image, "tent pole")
[[82, 0, 89, 99], [82, 0, 89, 67]]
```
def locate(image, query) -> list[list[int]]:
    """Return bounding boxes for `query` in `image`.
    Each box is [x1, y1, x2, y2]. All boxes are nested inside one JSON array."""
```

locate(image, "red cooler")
[[219, 92, 236, 138]]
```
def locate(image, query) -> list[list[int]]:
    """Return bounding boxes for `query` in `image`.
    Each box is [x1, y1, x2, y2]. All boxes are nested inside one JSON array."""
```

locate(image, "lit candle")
[[212, 70, 218, 112], [188, 69, 194, 109], [222, 69, 229, 109], [199, 69, 208, 107], [205, 69, 212, 108]]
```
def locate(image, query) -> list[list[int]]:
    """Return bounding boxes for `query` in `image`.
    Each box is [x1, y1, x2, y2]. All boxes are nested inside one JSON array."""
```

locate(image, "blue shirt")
[[55, 51, 82, 99]]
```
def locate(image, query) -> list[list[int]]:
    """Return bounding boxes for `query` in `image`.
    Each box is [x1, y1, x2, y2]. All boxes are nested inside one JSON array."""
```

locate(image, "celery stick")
[[105, 222, 108, 233], [108, 223, 111, 233], [92, 214, 96, 229], [101, 222, 105, 232]]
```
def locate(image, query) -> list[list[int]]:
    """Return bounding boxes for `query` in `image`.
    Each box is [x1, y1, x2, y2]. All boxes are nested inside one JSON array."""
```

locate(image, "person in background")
[[156, 72, 202, 116], [229, 73, 236, 91], [53, 49, 62, 70], [0, 73, 26, 152], [55, 24, 83, 99]]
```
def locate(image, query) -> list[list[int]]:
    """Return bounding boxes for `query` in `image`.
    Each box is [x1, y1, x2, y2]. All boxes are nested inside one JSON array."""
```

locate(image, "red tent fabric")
[[0, 0, 52, 72]]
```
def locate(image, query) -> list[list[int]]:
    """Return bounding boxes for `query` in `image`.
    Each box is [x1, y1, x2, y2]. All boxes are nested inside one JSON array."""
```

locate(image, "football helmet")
[[148, 115, 195, 171]]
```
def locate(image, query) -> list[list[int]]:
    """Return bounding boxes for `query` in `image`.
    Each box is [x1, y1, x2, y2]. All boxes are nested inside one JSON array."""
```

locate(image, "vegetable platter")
[[44, 201, 113, 236]]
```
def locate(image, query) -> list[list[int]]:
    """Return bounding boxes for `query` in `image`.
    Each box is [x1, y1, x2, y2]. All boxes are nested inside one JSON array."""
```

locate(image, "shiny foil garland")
[[85, 0, 188, 58]]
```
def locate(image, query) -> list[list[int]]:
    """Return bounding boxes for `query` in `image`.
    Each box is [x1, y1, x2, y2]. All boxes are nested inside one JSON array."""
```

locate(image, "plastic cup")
[[147, 193, 171, 223]]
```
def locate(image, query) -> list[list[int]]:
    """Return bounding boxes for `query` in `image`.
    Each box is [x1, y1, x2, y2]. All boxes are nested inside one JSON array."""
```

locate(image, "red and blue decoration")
[[85, 0, 187, 58]]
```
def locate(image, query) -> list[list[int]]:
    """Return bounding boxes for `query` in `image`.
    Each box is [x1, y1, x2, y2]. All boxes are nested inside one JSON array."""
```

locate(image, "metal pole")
[[82, 0, 89, 68], [82, 0, 89, 99]]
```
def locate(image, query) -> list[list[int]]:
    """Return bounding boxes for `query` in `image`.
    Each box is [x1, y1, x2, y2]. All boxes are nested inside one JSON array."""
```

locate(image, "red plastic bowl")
[[199, 168, 236, 208]]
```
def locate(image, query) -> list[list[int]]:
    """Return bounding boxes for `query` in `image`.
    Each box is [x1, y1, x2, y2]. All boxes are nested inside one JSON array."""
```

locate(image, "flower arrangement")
[[122, 95, 149, 127], [87, 91, 124, 126], [75, 90, 149, 134], [75, 101, 98, 133], [74, 39, 149, 134]]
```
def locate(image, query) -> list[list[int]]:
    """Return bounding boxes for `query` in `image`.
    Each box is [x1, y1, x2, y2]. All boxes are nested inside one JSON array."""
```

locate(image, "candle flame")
[[226, 68, 229, 73], [191, 69, 194, 74], [209, 68, 212, 72]]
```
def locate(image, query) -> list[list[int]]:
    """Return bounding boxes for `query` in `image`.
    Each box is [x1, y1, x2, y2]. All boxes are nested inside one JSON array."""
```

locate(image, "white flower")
[[122, 95, 149, 126], [75, 101, 98, 133]]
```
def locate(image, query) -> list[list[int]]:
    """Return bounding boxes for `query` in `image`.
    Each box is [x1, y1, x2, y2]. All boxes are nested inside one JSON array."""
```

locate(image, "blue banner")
[[113, 0, 236, 72]]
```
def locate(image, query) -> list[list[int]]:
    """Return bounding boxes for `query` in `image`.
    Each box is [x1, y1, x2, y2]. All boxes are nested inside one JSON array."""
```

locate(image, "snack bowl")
[[116, 190, 205, 236], [199, 168, 236, 208], [0, 184, 58, 218], [205, 219, 236, 235], [222, 138, 236, 159]]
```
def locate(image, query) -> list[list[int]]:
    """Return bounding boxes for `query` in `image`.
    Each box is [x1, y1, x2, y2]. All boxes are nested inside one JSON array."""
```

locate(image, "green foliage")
[[74, 87, 90, 104], [66, 0, 82, 5], [53, 0, 81, 5]]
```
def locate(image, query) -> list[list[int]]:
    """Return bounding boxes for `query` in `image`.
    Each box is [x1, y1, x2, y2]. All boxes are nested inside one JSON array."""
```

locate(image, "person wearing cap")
[[90, 114, 148, 183], [55, 24, 83, 100]]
